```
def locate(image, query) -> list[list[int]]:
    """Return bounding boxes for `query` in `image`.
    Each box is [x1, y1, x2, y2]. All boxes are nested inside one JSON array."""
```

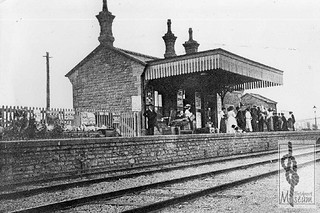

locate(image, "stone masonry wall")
[[69, 47, 145, 111], [1, 131, 319, 185]]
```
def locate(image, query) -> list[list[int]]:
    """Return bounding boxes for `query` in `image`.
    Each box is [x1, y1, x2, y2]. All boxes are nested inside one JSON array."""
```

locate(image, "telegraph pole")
[[43, 52, 52, 110], [314, 106, 318, 130]]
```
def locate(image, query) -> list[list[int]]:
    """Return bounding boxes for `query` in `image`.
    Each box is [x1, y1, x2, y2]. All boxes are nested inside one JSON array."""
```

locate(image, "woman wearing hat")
[[219, 107, 227, 133], [245, 107, 253, 132], [184, 104, 195, 132], [226, 106, 237, 133]]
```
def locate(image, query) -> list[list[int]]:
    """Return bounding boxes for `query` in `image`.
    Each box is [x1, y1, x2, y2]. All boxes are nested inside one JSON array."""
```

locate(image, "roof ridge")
[[65, 45, 151, 77], [117, 48, 159, 60], [245, 93, 277, 103], [148, 48, 283, 73]]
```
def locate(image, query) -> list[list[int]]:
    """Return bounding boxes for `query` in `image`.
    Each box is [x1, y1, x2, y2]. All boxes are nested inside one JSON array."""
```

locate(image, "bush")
[[1, 115, 64, 140]]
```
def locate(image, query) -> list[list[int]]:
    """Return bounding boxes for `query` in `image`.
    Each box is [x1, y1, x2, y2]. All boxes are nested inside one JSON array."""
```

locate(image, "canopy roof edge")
[[144, 48, 283, 88]]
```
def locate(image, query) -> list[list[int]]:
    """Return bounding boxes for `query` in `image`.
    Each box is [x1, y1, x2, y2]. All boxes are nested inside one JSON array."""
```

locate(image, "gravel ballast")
[[161, 162, 320, 213], [1, 149, 317, 212]]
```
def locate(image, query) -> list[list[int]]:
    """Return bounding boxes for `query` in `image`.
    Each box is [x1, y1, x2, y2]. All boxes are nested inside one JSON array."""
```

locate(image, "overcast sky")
[[1, 0, 320, 120]]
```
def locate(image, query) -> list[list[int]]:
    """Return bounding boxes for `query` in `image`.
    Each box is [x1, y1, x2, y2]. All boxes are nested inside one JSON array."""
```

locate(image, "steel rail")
[[2, 143, 317, 192], [1, 145, 316, 200], [9, 150, 318, 213], [122, 158, 320, 213]]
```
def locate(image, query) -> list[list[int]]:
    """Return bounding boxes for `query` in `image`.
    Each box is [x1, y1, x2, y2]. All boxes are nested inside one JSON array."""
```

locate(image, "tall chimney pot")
[[183, 28, 200, 54], [162, 19, 177, 58]]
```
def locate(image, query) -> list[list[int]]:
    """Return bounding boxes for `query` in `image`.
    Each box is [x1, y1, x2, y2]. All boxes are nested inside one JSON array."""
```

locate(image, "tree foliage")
[[1, 113, 64, 140]]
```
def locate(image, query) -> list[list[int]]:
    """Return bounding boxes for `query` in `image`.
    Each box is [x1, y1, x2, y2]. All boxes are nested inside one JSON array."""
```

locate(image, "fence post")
[[0, 106, 143, 137], [0, 106, 3, 127]]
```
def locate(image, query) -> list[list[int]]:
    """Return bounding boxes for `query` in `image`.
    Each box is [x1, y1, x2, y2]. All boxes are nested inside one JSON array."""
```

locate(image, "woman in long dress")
[[245, 107, 253, 132], [226, 106, 237, 133], [219, 107, 227, 133]]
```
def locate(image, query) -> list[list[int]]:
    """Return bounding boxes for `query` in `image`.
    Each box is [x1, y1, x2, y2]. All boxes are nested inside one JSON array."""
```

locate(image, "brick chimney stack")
[[183, 28, 200, 54], [96, 0, 115, 46], [162, 19, 177, 58]]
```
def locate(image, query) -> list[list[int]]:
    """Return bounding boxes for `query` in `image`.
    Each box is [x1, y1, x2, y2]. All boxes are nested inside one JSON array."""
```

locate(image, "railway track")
[[3, 146, 318, 213], [122, 159, 319, 213], [2, 145, 305, 193], [0, 145, 317, 200], [1, 148, 280, 193]]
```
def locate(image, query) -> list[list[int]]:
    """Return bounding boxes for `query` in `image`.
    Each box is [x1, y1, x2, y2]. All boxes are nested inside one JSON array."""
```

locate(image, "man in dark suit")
[[251, 105, 259, 132], [236, 106, 245, 131], [143, 104, 157, 135], [288, 111, 296, 131], [281, 113, 288, 131]]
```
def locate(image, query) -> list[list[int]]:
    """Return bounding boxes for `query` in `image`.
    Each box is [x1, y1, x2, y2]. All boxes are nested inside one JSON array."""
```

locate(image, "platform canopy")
[[144, 48, 283, 91]]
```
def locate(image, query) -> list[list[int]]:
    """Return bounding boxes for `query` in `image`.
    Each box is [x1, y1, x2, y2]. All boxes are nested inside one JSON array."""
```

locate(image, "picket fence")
[[0, 106, 142, 137]]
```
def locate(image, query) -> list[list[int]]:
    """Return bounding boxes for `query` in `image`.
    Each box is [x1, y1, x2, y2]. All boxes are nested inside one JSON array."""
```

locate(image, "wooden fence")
[[0, 106, 74, 126], [119, 111, 142, 137], [0, 106, 142, 137]]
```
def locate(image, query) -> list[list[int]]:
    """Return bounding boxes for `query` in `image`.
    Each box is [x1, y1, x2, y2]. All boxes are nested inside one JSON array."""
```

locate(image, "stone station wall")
[[1, 131, 319, 185]]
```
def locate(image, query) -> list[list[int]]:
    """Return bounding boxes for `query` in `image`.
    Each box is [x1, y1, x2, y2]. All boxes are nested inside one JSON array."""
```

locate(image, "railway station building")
[[65, 0, 283, 133]]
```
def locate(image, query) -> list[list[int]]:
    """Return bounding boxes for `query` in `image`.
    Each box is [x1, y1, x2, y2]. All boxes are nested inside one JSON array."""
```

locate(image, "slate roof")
[[117, 48, 159, 63], [242, 93, 277, 104], [65, 45, 159, 77]]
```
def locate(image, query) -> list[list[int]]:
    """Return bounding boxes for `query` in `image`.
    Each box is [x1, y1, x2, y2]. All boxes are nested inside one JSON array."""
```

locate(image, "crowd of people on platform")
[[143, 103, 296, 135], [144, 103, 196, 135], [219, 105, 296, 134]]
